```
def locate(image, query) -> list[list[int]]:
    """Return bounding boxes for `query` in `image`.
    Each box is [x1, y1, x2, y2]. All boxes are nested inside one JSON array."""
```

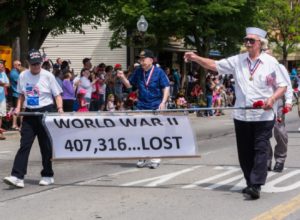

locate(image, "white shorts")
[[0, 101, 6, 117]]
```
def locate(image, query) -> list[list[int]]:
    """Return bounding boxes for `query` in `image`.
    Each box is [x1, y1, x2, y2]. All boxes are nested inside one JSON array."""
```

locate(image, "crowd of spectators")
[[1, 53, 300, 136], [0, 55, 237, 135], [166, 68, 236, 117]]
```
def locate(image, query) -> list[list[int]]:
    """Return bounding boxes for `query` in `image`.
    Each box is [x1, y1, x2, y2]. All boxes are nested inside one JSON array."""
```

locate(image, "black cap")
[[138, 49, 154, 58], [82, 57, 91, 65], [53, 63, 60, 69], [27, 49, 43, 64]]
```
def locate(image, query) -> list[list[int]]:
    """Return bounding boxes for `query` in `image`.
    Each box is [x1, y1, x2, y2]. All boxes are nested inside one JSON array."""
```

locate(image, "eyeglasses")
[[243, 38, 259, 45]]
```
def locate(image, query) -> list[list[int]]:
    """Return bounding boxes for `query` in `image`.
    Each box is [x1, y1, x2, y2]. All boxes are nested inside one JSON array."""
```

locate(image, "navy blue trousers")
[[234, 118, 275, 186], [11, 105, 55, 179]]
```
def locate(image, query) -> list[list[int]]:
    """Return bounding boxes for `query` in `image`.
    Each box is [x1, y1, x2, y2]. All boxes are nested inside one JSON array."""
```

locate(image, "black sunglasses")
[[243, 38, 259, 45]]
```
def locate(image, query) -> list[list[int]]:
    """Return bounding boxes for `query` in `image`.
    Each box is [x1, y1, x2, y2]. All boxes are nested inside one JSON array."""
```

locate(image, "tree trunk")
[[12, 37, 20, 61], [195, 35, 210, 97], [19, 0, 28, 66], [28, 5, 49, 50], [29, 29, 50, 50], [282, 48, 288, 69]]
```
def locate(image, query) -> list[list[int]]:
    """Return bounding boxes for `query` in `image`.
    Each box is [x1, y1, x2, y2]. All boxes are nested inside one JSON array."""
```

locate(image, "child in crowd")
[[116, 98, 125, 111], [190, 83, 203, 103], [125, 91, 138, 110], [176, 91, 187, 108], [106, 94, 116, 112], [77, 89, 89, 112], [213, 85, 225, 116]]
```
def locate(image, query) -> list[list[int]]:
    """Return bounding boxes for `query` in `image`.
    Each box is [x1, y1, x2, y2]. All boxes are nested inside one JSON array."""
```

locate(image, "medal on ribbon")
[[247, 58, 261, 81], [144, 65, 155, 89]]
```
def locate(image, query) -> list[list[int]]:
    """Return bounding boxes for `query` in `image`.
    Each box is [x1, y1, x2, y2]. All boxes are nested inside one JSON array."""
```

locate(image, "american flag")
[[266, 71, 276, 87]]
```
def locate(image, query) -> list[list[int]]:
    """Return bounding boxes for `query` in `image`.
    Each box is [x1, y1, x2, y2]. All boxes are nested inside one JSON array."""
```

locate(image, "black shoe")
[[273, 162, 284, 172], [244, 185, 261, 199], [242, 186, 250, 194], [267, 160, 272, 171]]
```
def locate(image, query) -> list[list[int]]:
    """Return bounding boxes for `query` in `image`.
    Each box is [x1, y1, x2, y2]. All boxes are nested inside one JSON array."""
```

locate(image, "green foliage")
[[107, 0, 256, 94], [108, 0, 254, 57], [0, 0, 112, 48], [256, 0, 300, 64]]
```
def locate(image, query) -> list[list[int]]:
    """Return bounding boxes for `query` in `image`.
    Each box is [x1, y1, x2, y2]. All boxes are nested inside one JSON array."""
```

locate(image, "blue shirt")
[[9, 68, 20, 98], [291, 68, 297, 81], [129, 65, 169, 110], [173, 70, 181, 86], [0, 71, 9, 102]]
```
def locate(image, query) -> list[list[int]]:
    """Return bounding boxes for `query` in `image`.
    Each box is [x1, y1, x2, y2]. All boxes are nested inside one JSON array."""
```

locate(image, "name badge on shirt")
[[26, 85, 40, 106]]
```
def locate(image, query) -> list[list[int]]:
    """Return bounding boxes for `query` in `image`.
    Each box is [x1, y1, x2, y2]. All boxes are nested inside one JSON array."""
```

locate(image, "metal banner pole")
[[18, 106, 258, 116]]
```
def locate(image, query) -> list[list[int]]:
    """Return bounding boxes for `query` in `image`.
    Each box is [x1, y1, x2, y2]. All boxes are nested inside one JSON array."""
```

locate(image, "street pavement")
[[0, 109, 300, 220]]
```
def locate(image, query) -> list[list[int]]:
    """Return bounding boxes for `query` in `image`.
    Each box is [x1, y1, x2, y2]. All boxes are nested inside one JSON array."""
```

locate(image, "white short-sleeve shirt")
[[216, 52, 287, 121], [17, 68, 62, 109], [278, 64, 293, 105], [77, 76, 92, 99]]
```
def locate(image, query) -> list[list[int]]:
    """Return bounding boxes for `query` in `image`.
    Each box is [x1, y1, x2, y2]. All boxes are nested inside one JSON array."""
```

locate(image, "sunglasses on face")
[[243, 38, 259, 45]]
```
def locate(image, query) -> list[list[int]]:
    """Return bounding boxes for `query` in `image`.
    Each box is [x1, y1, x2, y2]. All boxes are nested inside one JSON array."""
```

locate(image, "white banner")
[[43, 114, 197, 159]]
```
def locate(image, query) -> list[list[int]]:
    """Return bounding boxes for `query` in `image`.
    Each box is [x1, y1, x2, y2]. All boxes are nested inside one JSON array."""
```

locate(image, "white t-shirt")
[[278, 64, 293, 105], [216, 52, 287, 121], [78, 76, 92, 99], [17, 68, 62, 109]]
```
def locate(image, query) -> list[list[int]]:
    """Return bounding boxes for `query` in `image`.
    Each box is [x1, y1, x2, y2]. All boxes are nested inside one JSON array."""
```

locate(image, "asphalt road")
[[0, 109, 300, 220]]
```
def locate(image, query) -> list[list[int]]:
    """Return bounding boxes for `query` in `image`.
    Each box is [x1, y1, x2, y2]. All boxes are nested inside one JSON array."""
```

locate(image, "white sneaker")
[[298, 127, 300, 132], [136, 160, 147, 168], [149, 159, 161, 169], [39, 177, 54, 186], [3, 176, 24, 188]]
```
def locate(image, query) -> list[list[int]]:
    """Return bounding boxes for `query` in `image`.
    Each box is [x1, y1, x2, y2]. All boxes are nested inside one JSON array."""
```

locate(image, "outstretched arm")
[[117, 71, 132, 88], [184, 52, 217, 72]]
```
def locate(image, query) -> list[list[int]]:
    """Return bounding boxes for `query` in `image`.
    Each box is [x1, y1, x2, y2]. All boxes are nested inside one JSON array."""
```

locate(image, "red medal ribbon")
[[247, 58, 261, 79], [144, 65, 155, 88]]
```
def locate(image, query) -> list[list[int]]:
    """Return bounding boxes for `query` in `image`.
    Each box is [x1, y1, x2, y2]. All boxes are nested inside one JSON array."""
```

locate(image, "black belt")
[[25, 104, 54, 112]]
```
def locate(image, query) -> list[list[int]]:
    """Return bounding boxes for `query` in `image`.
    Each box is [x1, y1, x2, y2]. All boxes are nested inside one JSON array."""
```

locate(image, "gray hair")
[[260, 37, 269, 50]]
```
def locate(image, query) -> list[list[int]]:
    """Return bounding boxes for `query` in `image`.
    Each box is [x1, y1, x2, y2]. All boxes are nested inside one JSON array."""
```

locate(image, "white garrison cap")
[[246, 27, 267, 39]]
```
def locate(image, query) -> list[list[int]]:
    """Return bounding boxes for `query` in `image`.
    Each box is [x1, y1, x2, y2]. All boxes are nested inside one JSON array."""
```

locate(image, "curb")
[[2, 131, 20, 137]]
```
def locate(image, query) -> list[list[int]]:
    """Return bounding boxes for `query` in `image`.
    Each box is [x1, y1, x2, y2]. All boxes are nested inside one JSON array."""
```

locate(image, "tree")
[[0, 0, 112, 64], [108, 0, 255, 90], [256, 0, 300, 67], [109, 0, 255, 53]]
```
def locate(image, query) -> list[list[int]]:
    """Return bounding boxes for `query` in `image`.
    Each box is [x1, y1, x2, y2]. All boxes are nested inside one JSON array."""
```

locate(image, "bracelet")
[[57, 107, 63, 110]]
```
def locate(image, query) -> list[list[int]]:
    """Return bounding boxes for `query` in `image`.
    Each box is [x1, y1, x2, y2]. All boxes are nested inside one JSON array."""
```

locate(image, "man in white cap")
[[184, 27, 287, 200]]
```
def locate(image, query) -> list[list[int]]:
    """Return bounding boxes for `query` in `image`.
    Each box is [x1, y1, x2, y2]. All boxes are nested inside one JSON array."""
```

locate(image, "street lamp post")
[[137, 15, 148, 49]]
